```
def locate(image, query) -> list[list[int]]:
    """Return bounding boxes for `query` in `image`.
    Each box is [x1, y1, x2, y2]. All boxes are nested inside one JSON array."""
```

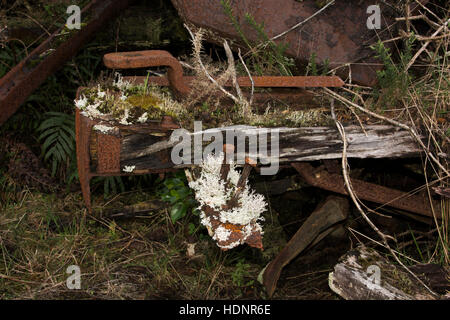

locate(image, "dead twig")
[[405, 18, 450, 71]]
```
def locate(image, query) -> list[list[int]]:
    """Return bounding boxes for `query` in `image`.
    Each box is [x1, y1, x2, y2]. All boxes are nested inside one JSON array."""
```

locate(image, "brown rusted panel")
[[292, 162, 441, 219], [0, 0, 135, 125], [96, 133, 121, 174], [171, 0, 401, 86]]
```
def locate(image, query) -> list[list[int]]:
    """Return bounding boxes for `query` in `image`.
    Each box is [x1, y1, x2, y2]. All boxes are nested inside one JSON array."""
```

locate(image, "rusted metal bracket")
[[0, 0, 136, 125], [291, 162, 441, 219], [103, 50, 191, 98]]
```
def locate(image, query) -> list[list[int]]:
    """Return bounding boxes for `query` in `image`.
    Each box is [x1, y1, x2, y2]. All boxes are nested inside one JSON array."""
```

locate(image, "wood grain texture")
[[118, 125, 423, 170]]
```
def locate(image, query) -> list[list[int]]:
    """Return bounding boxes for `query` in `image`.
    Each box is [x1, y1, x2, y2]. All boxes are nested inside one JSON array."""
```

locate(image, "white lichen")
[[122, 165, 136, 173], [218, 240, 242, 250], [93, 124, 115, 134], [188, 152, 266, 249], [137, 112, 148, 123], [74, 95, 88, 109], [112, 72, 132, 91], [119, 108, 131, 125], [213, 225, 232, 242]]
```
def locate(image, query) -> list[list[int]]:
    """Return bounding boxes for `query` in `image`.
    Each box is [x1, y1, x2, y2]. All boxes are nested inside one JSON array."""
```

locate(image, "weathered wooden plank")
[[329, 245, 440, 300], [118, 125, 422, 170]]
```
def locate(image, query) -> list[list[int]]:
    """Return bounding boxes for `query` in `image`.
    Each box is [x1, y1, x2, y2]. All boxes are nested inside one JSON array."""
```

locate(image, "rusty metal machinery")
[[76, 49, 345, 212]]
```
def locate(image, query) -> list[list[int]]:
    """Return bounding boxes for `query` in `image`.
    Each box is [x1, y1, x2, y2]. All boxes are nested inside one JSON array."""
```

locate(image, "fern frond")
[[37, 112, 76, 177]]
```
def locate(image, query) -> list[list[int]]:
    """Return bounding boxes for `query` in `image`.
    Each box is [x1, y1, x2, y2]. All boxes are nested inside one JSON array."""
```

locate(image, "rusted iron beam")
[[291, 162, 441, 219], [0, 0, 135, 125], [139, 75, 343, 88]]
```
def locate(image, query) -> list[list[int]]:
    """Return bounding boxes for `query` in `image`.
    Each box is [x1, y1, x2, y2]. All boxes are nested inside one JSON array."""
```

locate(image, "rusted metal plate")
[[170, 0, 415, 86], [97, 133, 121, 174], [292, 162, 441, 219], [0, 0, 135, 125]]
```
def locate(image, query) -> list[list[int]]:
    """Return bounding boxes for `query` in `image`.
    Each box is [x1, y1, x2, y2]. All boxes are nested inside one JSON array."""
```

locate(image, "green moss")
[[126, 94, 162, 111]]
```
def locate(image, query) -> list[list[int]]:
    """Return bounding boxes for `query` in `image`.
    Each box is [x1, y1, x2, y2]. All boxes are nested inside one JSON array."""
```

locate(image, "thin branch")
[[405, 18, 450, 71], [270, 0, 335, 41], [238, 48, 254, 106]]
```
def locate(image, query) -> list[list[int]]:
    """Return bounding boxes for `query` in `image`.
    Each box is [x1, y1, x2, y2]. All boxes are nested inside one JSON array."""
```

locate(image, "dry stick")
[[270, 0, 335, 41], [405, 1, 411, 34], [223, 40, 243, 101], [223, 40, 251, 117], [396, 15, 425, 21], [324, 87, 450, 178], [238, 48, 254, 106], [184, 24, 240, 105], [405, 18, 450, 71], [331, 110, 438, 297], [413, 0, 444, 24], [348, 227, 421, 265]]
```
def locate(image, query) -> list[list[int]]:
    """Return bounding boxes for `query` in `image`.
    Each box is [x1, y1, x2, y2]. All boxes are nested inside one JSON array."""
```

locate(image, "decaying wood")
[[118, 125, 423, 171], [328, 245, 442, 300]]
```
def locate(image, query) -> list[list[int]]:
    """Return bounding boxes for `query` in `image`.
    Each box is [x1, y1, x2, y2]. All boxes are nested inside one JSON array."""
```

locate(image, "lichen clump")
[[74, 73, 184, 125], [188, 153, 267, 250]]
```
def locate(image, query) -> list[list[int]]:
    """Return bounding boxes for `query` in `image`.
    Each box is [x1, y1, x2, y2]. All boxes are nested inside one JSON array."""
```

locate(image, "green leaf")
[[170, 202, 187, 223]]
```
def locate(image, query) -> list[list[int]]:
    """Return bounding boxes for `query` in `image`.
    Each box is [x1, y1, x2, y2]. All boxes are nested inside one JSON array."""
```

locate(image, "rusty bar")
[[97, 133, 121, 174], [292, 162, 441, 219], [139, 75, 343, 88], [103, 50, 190, 98], [0, 0, 135, 125]]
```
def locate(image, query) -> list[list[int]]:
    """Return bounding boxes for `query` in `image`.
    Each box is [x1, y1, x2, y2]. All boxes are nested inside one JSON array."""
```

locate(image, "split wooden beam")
[[118, 125, 423, 171]]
